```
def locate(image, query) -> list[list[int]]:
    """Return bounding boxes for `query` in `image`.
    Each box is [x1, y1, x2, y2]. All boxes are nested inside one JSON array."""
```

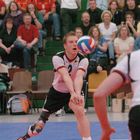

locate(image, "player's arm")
[[58, 67, 76, 95], [74, 57, 89, 95]]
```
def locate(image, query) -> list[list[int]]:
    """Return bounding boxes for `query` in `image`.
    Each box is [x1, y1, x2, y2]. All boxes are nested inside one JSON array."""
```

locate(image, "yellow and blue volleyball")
[[77, 36, 95, 54]]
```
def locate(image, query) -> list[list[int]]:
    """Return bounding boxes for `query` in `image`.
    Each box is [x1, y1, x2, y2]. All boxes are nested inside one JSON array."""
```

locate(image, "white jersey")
[[52, 51, 89, 93], [112, 50, 140, 107]]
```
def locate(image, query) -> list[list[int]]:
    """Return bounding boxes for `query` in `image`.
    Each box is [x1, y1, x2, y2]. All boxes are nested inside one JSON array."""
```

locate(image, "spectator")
[[124, 11, 138, 37], [98, 10, 118, 66], [14, 0, 35, 11], [87, 0, 103, 25], [26, 2, 45, 55], [122, 0, 140, 22], [14, 13, 39, 69], [88, 26, 109, 74], [3, 1, 24, 29], [36, 0, 61, 40], [0, 18, 17, 65], [80, 11, 93, 35], [0, 0, 6, 27], [74, 26, 83, 39], [60, 0, 81, 35], [114, 25, 134, 63], [108, 0, 122, 26]]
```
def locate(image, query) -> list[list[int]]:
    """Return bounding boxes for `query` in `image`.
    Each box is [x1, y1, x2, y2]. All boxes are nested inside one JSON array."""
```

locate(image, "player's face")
[[64, 36, 79, 56]]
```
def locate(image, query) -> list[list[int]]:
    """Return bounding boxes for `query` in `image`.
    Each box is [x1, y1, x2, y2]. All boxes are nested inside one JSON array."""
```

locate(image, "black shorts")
[[128, 105, 140, 140], [43, 87, 71, 113]]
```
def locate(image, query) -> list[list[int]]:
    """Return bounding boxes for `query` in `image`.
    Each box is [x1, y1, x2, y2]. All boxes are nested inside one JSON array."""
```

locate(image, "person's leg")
[[128, 105, 140, 140], [23, 48, 31, 69], [61, 8, 71, 36], [69, 97, 92, 140], [51, 13, 61, 38]]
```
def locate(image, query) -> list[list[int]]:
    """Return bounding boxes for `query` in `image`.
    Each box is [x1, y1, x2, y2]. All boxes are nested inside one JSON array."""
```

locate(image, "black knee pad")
[[39, 111, 51, 123]]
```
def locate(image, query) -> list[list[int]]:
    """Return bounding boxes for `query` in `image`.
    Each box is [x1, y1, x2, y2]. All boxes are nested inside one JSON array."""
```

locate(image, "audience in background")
[[88, 26, 109, 74], [98, 10, 117, 66], [0, 0, 6, 27], [14, 13, 39, 69], [14, 0, 35, 11], [36, 0, 61, 40], [87, 0, 103, 25], [74, 27, 83, 39], [26, 2, 45, 55], [124, 11, 138, 37], [3, 1, 24, 29], [114, 25, 134, 63], [0, 18, 17, 65], [108, 0, 122, 26], [80, 11, 93, 35], [122, 0, 140, 22], [60, 0, 81, 35]]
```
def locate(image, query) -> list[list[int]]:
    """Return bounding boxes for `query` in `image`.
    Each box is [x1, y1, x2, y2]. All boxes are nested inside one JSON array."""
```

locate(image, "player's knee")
[[69, 104, 85, 117]]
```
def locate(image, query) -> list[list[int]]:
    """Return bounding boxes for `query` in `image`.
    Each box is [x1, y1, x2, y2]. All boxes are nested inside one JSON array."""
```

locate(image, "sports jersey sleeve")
[[52, 55, 65, 71], [78, 58, 89, 72], [111, 56, 128, 82]]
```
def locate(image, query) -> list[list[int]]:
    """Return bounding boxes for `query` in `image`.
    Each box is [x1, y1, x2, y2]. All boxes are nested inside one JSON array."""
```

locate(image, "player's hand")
[[70, 93, 84, 106], [101, 127, 115, 140]]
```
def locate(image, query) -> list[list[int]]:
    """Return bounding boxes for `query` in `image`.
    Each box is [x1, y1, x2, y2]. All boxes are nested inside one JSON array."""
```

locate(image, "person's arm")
[[57, 67, 76, 95], [94, 72, 125, 140], [74, 69, 85, 95]]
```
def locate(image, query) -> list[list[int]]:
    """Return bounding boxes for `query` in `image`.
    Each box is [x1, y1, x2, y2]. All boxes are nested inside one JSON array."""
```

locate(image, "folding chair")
[[85, 70, 108, 109], [32, 70, 54, 111]]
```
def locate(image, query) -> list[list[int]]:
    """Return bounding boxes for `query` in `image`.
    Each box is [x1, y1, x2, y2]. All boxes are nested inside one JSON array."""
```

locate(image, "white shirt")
[[61, 0, 78, 9], [98, 22, 118, 41], [112, 50, 140, 107]]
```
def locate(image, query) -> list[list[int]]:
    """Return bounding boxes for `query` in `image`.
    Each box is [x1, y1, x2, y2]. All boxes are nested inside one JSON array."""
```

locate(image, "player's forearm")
[[74, 76, 83, 95], [62, 75, 75, 95]]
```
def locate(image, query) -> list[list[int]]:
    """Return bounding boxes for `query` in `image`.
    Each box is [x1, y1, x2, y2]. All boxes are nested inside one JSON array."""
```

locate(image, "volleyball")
[[77, 36, 95, 54]]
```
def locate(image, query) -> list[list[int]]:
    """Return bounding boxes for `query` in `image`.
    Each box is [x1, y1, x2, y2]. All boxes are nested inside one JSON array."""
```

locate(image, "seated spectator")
[[108, 0, 122, 26], [98, 10, 118, 65], [88, 26, 109, 74], [0, 0, 6, 27], [122, 0, 140, 22], [14, 13, 39, 69], [3, 1, 24, 29], [114, 25, 134, 63], [14, 0, 35, 11], [87, 0, 103, 25], [123, 11, 138, 37], [108, 0, 125, 10], [60, 0, 80, 35], [26, 2, 45, 55], [74, 27, 83, 39], [0, 18, 17, 65], [36, 0, 61, 40], [79, 11, 93, 35]]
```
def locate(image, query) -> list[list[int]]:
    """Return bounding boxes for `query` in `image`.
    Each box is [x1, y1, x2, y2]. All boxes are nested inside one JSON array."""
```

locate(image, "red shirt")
[[0, 0, 6, 9], [17, 24, 39, 43], [35, 0, 56, 13], [14, 0, 35, 11]]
